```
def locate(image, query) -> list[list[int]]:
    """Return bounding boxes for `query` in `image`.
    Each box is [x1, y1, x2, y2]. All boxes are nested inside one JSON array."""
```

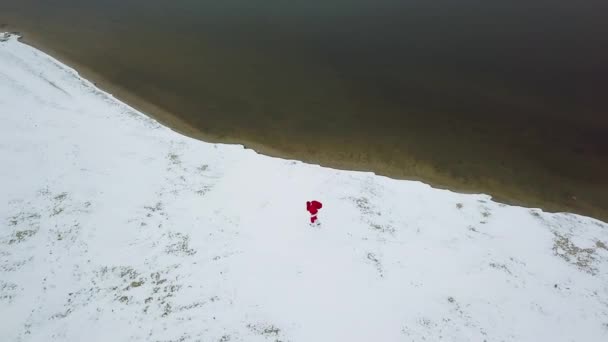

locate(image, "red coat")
[[306, 200, 323, 215]]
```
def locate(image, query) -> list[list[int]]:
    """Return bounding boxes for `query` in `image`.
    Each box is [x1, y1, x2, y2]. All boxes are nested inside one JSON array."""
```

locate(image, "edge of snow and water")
[[1, 32, 608, 342]]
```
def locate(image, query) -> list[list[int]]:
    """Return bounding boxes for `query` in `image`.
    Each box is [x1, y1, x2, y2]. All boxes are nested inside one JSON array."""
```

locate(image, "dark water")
[[2, 0, 608, 219]]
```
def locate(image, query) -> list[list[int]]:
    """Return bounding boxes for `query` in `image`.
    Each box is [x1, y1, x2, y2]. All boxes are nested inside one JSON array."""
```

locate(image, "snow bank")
[[1, 33, 607, 341]]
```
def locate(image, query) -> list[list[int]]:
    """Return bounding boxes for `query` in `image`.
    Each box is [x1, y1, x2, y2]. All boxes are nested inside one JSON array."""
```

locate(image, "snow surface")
[[1, 32, 608, 342]]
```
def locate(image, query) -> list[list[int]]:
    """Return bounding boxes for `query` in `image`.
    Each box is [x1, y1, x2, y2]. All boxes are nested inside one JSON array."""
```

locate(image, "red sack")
[[306, 200, 323, 215]]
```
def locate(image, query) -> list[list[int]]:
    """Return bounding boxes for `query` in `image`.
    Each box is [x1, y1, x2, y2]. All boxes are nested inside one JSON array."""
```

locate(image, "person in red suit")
[[306, 200, 323, 224]]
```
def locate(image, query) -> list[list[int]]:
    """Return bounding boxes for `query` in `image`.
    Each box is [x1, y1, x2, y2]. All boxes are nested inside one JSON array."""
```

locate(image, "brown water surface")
[[1, 0, 607, 220]]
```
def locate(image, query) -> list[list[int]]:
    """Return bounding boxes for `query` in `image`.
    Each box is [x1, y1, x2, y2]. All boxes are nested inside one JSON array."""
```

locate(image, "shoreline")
[[5, 28, 607, 222], [4, 28, 608, 340]]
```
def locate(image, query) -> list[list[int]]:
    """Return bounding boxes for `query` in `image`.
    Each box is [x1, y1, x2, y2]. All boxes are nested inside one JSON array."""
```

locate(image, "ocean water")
[[2, 0, 607, 219]]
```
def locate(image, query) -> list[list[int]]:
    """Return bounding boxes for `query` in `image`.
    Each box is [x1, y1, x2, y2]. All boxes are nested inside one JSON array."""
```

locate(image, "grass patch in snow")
[[552, 233, 597, 275]]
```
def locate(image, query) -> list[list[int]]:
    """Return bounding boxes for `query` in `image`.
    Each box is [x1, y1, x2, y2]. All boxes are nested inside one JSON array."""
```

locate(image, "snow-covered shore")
[[1, 33, 607, 341]]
